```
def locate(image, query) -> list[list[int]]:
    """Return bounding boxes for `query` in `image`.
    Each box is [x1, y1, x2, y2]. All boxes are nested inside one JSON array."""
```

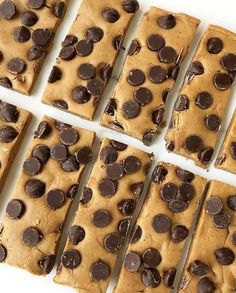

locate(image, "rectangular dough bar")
[[101, 7, 200, 145], [165, 25, 236, 168], [179, 180, 236, 292], [42, 0, 139, 120], [54, 137, 153, 292], [0, 115, 95, 275]]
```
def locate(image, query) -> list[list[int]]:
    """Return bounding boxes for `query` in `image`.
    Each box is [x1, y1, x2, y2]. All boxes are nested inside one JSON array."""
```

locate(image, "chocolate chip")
[[147, 34, 165, 51], [62, 35, 78, 47], [166, 141, 175, 151], [134, 87, 153, 106], [232, 232, 236, 246], [61, 249, 81, 269], [168, 65, 180, 80], [22, 227, 42, 247], [160, 183, 178, 202], [34, 121, 52, 138], [168, 199, 188, 213], [13, 26, 31, 43], [230, 142, 236, 160], [48, 66, 62, 83], [104, 98, 117, 115], [124, 251, 142, 272], [61, 156, 80, 172], [185, 135, 203, 153], [68, 226, 85, 245], [20, 10, 38, 26], [205, 197, 223, 215], [32, 144, 50, 164], [90, 261, 110, 281], [28, 45, 44, 61], [157, 14, 176, 29], [215, 154, 226, 166], [99, 179, 117, 197], [207, 37, 223, 54], [124, 155, 141, 174], [152, 165, 168, 183], [205, 114, 221, 132], [25, 179, 45, 198], [178, 183, 195, 201], [78, 63, 96, 80], [0, 244, 6, 262], [118, 199, 136, 216], [128, 39, 141, 56], [143, 248, 162, 267], [122, 0, 139, 13], [87, 78, 104, 96], [112, 35, 123, 51], [130, 182, 144, 199], [59, 128, 79, 146], [188, 260, 209, 277], [59, 45, 76, 60], [92, 209, 111, 228], [110, 121, 125, 132], [104, 233, 123, 254], [50, 144, 68, 161], [148, 65, 167, 83], [141, 268, 161, 288], [152, 108, 164, 125], [6, 200, 25, 219], [54, 120, 71, 132], [102, 8, 120, 23], [227, 195, 236, 211], [0, 126, 17, 143], [195, 92, 213, 109], [53, 99, 68, 110], [121, 100, 140, 119], [80, 187, 92, 205], [75, 147, 93, 164], [163, 268, 176, 288], [100, 146, 118, 164], [221, 53, 236, 72], [176, 168, 194, 182], [110, 140, 127, 151], [38, 255, 55, 274], [76, 40, 93, 57], [86, 27, 104, 43], [213, 72, 232, 90], [171, 225, 189, 243], [198, 277, 216, 293], [118, 218, 131, 237], [28, 0, 44, 9], [46, 189, 65, 209], [53, 1, 65, 18], [158, 46, 177, 64], [0, 77, 12, 89], [214, 247, 235, 265], [127, 69, 145, 86], [67, 184, 78, 199], [213, 211, 231, 229], [199, 148, 214, 165], [23, 157, 41, 176], [32, 29, 52, 47], [188, 61, 204, 75], [0, 101, 19, 123], [143, 131, 155, 146], [100, 64, 112, 81], [0, 0, 16, 19], [174, 95, 189, 111], [152, 214, 171, 233], [106, 163, 123, 180], [72, 85, 91, 104], [130, 225, 142, 243]]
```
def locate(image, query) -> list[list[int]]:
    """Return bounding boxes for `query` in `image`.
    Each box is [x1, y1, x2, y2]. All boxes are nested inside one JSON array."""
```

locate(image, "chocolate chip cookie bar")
[[215, 110, 236, 174], [165, 25, 236, 168], [0, 0, 69, 95], [0, 100, 32, 191], [0, 116, 95, 275], [180, 180, 236, 292], [101, 7, 200, 145], [114, 162, 207, 292], [42, 0, 139, 120], [54, 138, 153, 292]]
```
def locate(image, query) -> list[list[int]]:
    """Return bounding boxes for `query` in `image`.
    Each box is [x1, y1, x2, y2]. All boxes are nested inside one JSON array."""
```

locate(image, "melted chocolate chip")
[[118, 199, 136, 216], [104, 98, 117, 115], [163, 268, 176, 288], [67, 184, 78, 199], [0, 244, 6, 262], [80, 187, 92, 205], [128, 39, 141, 56], [199, 148, 214, 165], [118, 218, 131, 237], [130, 182, 144, 199], [38, 255, 55, 274], [230, 142, 236, 160], [152, 108, 164, 125], [152, 165, 168, 183], [0, 77, 12, 89], [112, 35, 123, 51], [53, 1, 66, 18], [130, 225, 142, 243]]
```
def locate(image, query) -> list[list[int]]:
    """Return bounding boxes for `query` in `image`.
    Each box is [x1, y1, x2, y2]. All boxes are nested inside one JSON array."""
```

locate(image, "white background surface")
[[1, 0, 236, 292]]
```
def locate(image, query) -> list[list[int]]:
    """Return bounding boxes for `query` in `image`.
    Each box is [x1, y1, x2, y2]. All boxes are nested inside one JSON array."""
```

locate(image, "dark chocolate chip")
[[216, 154, 226, 166], [212, 211, 231, 229], [28, 45, 44, 61], [124, 251, 142, 272], [68, 226, 85, 245], [28, 0, 44, 9], [174, 95, 189, 111], [230, 142, 236, 160], [168, 199, 188, 213], [205, 114, 222, 132], [92, 209, 111, 228], [176, 168, 194, 182], [86, 27, 104, 43], [207, 37, 223, 54], [6, 199, 25, 219], [198, 277, 216, 293], [62, 34, 78, 47], [130, 182, 144, 199], [227, 195, 236, 211], [178, 182, 195, 201], [143, 248, 162, 267], [53, 1, 66, 18], [143, 131, 155, 146], [0, 77, 12, 89], [99, 179, 117, 197], [0, 125, 13, 142], [188, 260, 210, 277], [214, 247, 235, 265], [13, 26, 31, 43], [123, 155, 141, 174], [163, 268, 176, 288], [148, 65, 167, 83], [205, 196, 223, 215], [188, 61, 204, 75], [72, 85, 91, 104], [80, 187, 92, 205], [59, 45, 76, 60], [76, 40, 93, 57], [171, 225, 189, 243], [90, 261, 110, 281], [130, 225, 142, 243], [221, 53, 236, 72], [0, 0, 16, 19], [87, 78, 104, 96], [106, 163, 123, 180], [141, 268, 161, 288], [50, 144, 68, 161], [147, 34, 165, 51], [104, 233, 123, 254], [25, 179, 45, 198], [118, 218, 131, 237], [122, 0, 139, 13], [128, 39, 141, 56], [67, 184, 78, 199], [160, 183, 178, 202], [121, 100, 140, 119], [38, 255, 55, 274], [199, 148, 214, 165], [134, 87, 153, 106], [20, 10, 38, 26], [0, 244, 6, 262], [100, 64, 112, 81], [213, 72, 232, 90], [152, 165, 168, 183], [46, 189, 65, 209], [23, 157, 41, 176], [60, 127, 79, 146], [32, 29, 52, 47], [61, 249, 81, 269], [22, 227, 42, 247], [232, 232, 236, 246], [157, 14, 176, 29], [100, 146, 118, 164], [78, 63, 96, 80], [195, 92, 213, 109], [152, 214, 171, 233], [34, 121, 52, 138], [110, 140, 127, 151], [102, 8, 120, 23], [127, 69, 145, 86], [168, 65, 180, 80], [61, 156, 80, 172], [185, 135, 203, 153], [158, 46, 177, 64], [152, 108, 164, 125], [166, 141, 175, 151], [48, 66, 62, 83], [118, 199, 136, 216], [32, 144, 50, 164], [104, 98, 117, 115], [75, 147, 93, 165], [0, 101, 19, 123]]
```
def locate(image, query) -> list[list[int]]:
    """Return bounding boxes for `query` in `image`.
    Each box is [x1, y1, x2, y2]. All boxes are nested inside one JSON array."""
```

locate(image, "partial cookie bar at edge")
[[114, 162, 207, 292], [165, 25, 236, 168], [42, 0, 139, 120], [0, 100, 32, 192], [101, 7, 200, 145], [0, 0, 69, 95], [0, 116, 95, 275], [54, 138, 153, 293], [179, 180, 236, 292]]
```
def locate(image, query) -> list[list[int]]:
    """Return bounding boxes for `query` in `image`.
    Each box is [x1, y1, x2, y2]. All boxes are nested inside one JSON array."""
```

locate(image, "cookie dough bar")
[[114, 162, 207, 292], [165, 25, 236, 168], [215, 110, 236, 174], [54, 138, 153, 292], [0, 116, 95, 275], [180, 180, 236, 292], [42, 0, 139, 120], [0, 100, 32, 191], [0, 0, 69, 95], [101, 7, 200, 145]]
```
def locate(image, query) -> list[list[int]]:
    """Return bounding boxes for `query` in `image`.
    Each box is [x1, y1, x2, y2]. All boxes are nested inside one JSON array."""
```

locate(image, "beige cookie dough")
[[165, 25, 236, 168], [0, 100, 32, 191], [0, 0, 69, 95], [54, 137, 153, 293], [0, 115, 95, 275], [42, 0, 139, 120], [101, 7, 200, 145], [180, 180, 236, 292], [114, 162, 207, 293]]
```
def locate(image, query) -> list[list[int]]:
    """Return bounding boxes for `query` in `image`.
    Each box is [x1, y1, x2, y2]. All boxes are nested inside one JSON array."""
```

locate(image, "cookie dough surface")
[[101, 7, 200, 145], [42, 0, 139, 120], [54, 138, 153, 293], [165, 25, 236, 168], [0, 116, 95, 275], [0, 0, 69, 95], [114, 162, 207, 293]]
